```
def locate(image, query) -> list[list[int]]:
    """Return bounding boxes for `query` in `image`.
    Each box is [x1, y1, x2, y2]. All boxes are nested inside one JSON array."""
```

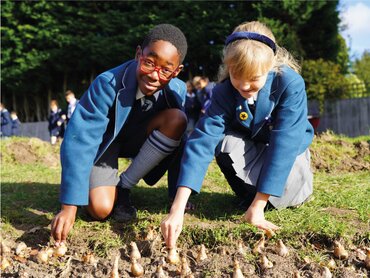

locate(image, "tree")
[[353, 51, 370, 87], [1, 1, 348, 121]]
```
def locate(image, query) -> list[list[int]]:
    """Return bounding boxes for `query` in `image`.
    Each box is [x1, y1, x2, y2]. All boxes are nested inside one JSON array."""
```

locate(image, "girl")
[[48, 100, 64, 145], [161, 21, 314, 249]]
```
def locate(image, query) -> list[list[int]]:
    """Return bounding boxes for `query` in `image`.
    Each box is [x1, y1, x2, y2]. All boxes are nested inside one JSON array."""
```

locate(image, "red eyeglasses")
[[139, 56, 179, 82]]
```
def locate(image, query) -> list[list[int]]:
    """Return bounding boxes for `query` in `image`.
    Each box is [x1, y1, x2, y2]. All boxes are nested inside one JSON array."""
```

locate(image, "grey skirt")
[[220, 131, 313, 209]]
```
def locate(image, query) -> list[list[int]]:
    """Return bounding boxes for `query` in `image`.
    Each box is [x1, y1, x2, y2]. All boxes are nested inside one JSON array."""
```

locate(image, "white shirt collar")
[[136, 88, 160, 100], [247, 94, 258, 105]]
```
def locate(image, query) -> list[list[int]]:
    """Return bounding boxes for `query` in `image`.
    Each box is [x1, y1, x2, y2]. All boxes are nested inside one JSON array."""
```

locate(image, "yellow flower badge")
[[239, 112, 248, 121]]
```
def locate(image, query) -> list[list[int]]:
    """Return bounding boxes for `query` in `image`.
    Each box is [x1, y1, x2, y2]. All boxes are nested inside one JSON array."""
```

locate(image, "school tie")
[[141, 95, 156, 112]]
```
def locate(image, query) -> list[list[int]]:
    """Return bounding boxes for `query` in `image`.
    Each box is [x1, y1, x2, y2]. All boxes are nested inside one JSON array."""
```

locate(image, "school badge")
[[239, 112, 248, 121]]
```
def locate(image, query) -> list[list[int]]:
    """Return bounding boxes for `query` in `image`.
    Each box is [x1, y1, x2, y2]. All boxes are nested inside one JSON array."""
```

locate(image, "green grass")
[[1, 136, 369, 257]]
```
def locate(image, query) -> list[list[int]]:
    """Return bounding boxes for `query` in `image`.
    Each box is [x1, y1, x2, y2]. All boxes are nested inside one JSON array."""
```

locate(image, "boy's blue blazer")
[[178, 66, 314, 197], [60, 60, 186, 205]]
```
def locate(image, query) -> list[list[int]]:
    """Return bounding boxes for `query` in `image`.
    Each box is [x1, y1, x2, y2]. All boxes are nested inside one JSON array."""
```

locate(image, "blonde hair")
[[218, 21, 300, 82]]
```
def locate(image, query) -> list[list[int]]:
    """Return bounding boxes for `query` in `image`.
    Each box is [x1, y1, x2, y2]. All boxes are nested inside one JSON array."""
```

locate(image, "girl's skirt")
[[219, 131, 313, 209]]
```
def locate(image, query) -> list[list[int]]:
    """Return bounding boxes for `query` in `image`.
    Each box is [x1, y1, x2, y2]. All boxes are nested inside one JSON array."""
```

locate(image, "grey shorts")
[[89, 137, 178, 190]]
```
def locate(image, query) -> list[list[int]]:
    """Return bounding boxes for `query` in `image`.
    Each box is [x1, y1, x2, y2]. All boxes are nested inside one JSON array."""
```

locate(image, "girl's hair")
[[218, 21, 300, 82]]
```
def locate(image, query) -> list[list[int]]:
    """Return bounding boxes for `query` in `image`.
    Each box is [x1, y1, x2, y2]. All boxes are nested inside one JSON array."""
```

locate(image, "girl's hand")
[[161, 186, 192, 248], [243, 205, 279, 231], [243, 192, 280, 231], [161, 210, 184, 249], [51, 204, 77, 246]]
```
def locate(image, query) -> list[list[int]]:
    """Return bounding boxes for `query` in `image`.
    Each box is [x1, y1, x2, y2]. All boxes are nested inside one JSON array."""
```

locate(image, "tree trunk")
[[63, 71, 68, 93], [12, 93, 17, 112], [23, 97, 30, 122], [35, 96, 42, 121]]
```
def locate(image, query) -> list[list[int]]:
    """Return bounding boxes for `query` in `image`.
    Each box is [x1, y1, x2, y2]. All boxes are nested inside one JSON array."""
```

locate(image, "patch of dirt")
[[1, 230, 369, 277], [310, 132, 370, 173], [2, 138, 60, 168]]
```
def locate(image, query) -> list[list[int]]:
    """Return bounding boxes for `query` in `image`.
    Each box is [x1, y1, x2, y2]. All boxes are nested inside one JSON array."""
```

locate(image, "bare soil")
[[310, 133, 370, 173], [1, 230, 369, 277]]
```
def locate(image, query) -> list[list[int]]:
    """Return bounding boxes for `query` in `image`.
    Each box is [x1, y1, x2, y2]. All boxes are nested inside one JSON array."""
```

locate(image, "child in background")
[[184, 81, 201, 134], [48, 100, 64, 145], [161, 21, 314, 249], [10, 111, 21, 136], [0, 103, 12, 137]]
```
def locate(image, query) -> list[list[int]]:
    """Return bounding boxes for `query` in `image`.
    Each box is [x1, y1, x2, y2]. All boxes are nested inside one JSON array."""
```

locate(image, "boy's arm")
[[60, 73, 117, 206], [51, 204, 77, 246]]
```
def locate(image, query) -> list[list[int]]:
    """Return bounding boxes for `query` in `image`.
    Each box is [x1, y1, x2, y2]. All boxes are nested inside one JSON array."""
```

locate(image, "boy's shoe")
[[113, 188, 137, 222]]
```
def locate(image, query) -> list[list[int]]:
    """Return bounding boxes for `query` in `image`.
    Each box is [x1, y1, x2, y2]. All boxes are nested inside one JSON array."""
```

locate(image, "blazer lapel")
[[114, 60, 138, 136], [235, 93, 253, 128], [251, 72, 276, 137]]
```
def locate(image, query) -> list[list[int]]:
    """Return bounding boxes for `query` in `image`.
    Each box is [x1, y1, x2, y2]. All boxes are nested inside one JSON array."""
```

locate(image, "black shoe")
[[113, 187, 137, 222], [113, 204, 137, 222]]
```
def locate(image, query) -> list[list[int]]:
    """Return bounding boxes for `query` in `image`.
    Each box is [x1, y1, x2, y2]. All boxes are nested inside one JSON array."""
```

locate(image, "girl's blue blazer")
[[60, 60, 186, 205], [177, 66, 314, 197]]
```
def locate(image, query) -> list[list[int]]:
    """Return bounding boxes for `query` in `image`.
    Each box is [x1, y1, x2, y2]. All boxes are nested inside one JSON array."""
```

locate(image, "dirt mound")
[[310, 132, 370, 173], [1, 138, 60, 168]]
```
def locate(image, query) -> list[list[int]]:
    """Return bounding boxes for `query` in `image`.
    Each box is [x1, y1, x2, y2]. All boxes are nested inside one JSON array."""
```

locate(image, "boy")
[[64, 90, 79, 123], [51, 24, 188, 246], [10, 111, 21, 136], [0, 103, 12, 137]]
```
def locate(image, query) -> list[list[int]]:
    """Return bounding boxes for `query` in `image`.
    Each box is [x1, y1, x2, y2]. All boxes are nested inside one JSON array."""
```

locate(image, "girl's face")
[[229, 71, 269, 99]]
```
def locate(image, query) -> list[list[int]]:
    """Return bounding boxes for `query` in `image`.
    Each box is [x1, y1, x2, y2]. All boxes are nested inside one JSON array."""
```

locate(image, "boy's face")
[[65, 94, 74, 103], [136, 40, 183, 96]]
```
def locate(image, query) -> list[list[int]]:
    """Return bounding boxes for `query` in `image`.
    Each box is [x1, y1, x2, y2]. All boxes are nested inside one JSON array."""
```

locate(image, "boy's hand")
[[51, 204, 77, 246], [242, 192, 280, 231]]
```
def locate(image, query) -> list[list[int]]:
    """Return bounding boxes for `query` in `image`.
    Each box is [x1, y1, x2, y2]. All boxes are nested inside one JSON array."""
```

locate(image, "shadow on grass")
[[132, 185, 242, 220], [2, 182, 243, 227]]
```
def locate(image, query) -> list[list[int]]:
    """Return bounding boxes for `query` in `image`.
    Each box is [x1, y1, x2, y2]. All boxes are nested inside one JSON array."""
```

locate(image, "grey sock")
[[119, 130, 180, 189]]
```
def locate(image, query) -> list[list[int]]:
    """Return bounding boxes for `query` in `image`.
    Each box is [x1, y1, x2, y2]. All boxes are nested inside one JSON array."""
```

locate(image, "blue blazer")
[[60, 60, 186, 205], [177, 66, 314, 197], [1, 109, 12, 137]]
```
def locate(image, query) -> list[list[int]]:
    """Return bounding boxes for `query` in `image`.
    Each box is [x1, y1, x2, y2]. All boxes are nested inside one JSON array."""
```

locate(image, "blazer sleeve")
[[177, 83, 234, 193], [60, 73, 117, 205], [257, 75, 310, 197]]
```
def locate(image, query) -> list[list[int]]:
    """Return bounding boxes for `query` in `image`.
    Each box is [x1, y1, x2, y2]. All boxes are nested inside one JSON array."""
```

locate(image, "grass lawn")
[[1, 133, 369, 277]]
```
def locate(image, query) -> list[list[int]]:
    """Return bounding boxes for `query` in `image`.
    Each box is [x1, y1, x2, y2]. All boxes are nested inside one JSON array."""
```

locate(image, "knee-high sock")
[[118, 130, 180, 189]]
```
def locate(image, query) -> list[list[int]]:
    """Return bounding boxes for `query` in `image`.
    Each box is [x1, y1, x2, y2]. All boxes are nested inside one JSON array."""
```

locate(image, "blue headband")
[[225, 31, 277, 55]]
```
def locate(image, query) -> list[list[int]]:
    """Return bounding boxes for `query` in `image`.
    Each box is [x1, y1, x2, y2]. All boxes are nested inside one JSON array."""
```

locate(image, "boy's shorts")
[[89, 128, 178, 189]]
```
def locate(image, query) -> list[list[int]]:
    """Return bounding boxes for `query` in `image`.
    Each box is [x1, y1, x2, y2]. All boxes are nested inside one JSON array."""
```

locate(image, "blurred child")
[[184, 80, 201, 134], [0, 102, 12, 137], [193, 76, 215, 115], [48, 100, 64, 145], [162, 21, 314, 249], [64, 90, 79, 123], [10, 111, 21, 136]]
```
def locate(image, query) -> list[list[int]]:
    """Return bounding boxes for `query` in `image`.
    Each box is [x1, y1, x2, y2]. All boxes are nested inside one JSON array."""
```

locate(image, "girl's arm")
[[161, 186, 192, 248]]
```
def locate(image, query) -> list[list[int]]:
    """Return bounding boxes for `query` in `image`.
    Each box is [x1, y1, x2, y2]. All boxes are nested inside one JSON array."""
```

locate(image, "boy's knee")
[[87, 202, 114, 220], [151, 109, 187, 139], [164, 109, 187, 129]]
